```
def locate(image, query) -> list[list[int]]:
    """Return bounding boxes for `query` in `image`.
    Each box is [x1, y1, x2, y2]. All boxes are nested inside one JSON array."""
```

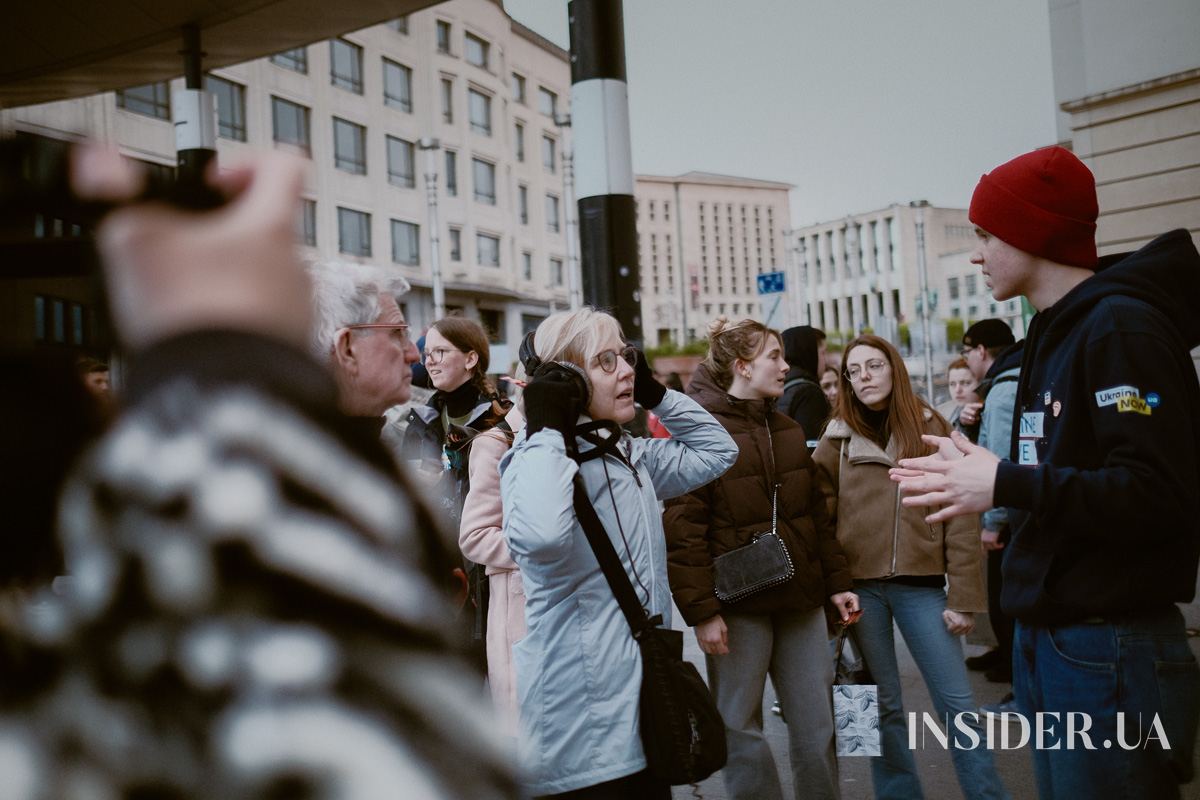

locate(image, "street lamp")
[[419, 137, 445, 321], [910, 200, 934, 403], [555, 114, 582, 311]]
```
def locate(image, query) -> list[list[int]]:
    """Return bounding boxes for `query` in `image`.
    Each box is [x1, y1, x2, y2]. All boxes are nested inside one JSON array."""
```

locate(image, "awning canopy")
[[0, 0, 445, 109]]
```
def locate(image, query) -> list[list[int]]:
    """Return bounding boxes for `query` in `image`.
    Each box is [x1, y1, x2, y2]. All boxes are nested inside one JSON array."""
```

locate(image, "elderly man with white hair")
[[307, 261, 421, 419]]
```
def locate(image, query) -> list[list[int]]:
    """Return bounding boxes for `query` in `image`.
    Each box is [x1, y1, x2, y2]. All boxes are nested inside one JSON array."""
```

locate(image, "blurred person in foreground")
[[499, 308, 737, 798], [892, 146, 1200, 799], [0, 145, 517, 799]]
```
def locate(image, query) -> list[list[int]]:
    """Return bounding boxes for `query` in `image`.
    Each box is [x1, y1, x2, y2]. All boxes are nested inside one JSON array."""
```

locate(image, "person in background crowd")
[[500, 307, 737, 799], [814, 335, 1006, 800], [664, 317, 858, 800], [458, 399, 525, 737], [0, 145, 518, 800], [401, 316, 510, 670], [937, 358, 980, 443], [893, 146, 1200, 799], [778, 326, 831, 451], [819, 364, 840, 407], [957, 319, 1021, 699]]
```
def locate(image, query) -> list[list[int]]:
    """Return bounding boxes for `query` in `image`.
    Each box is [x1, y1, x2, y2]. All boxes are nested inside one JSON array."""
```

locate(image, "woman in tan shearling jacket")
[[459, 407, 525, 737], [813, 335, 1007, 800]]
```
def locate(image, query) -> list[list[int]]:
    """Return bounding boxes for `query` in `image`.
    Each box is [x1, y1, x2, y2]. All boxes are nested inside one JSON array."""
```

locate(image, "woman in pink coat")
[[458, 407, 525, 735]]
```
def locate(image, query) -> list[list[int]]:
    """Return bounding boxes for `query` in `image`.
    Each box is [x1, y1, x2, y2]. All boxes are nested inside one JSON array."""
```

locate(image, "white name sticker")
[[1095, 385, 1139, 407], [1018, 440, 1039, 466], [1019, 412, 1045, 439]]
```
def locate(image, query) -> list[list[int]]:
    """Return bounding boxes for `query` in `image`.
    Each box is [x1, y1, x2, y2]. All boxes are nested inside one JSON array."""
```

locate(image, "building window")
[[338, 207, 371, 256], [383, 59, 413, 112], [511, 72, 526, 103], [441, 78, 454, 123], [515, 123, 525, 162], [449, 227, 462, 261], [546, 194, 560, 233], [116, 82, 170, 120], [465, 33, 489, 69], [538, 86, 557, 117], [551, 257, 564, 286], [391, 219, 420, 265], [479, 309, 506, 343], [948, 277, 960, 300], [445, 151, 458, 196], [542, 135, 556, 173], [519, 185, 529, 224], [468, 88, 492, 135], [436, 21, 452, 53], [205, 76, 246, 141], [330, 39, 363, 93], [271, 97, 311, 154], [333, 118, 366, 174], [966, 274, 978, 296], [271, 47, 308, 73], [522, 251, 533, 280], [386, 135, 415, 188], [298, 199, 316, 246], [386, 16, 408, 34], [477, 233, 500, 267], [473, 158, 496, 205]]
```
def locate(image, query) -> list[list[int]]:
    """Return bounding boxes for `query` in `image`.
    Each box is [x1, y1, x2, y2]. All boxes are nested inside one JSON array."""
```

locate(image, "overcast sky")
[[503, 0, 1059, 228]]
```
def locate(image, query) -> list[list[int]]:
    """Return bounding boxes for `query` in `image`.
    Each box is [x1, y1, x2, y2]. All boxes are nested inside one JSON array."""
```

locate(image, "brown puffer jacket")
[[663, 364, 853, 627]]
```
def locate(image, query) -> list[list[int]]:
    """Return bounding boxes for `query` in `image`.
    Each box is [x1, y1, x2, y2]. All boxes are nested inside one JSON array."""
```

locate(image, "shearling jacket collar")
[[822, 407, 936, 466]]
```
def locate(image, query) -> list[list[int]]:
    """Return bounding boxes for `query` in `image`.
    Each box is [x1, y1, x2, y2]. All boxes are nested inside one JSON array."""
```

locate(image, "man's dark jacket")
[[778, 326, 831, 446]]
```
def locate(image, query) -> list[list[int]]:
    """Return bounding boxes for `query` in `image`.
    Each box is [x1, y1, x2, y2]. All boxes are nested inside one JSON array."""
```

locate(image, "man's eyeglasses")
[[594, 346, 638, 374], [341, 323, 410, 345], [422, 347, 466, 365], [845, 360, 888, 382]]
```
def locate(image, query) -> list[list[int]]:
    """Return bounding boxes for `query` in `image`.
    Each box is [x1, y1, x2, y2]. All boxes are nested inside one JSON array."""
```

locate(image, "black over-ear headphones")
[[519, 330, 592, 407]]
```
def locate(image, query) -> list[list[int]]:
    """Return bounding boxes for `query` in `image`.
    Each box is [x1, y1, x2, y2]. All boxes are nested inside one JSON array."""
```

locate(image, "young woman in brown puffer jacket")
[[664, 317, 859, 800]]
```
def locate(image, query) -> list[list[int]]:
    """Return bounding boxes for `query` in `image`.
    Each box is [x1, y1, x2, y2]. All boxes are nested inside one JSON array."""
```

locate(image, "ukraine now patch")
[[1117, 396, 1151, 415]]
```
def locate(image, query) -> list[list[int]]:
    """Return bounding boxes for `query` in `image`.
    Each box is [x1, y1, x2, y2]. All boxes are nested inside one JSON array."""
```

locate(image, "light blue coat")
[[500, 389, 737, 795]]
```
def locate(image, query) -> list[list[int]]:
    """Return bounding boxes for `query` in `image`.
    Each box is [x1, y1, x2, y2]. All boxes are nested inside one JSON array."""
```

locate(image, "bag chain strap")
[[765, 415, 778, 537]]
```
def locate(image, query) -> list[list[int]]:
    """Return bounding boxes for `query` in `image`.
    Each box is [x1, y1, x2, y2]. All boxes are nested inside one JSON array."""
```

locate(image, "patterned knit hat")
[[969, 146, 1098, 269]]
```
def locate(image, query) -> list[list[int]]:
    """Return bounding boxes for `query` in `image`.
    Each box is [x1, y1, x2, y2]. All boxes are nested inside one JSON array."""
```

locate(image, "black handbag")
[[712, 422, 794, 602], [571, 476, 727, 786]]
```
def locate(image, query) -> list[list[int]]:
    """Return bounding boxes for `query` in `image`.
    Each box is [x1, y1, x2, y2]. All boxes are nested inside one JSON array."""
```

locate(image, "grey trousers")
[[705, 605, 840, 800]]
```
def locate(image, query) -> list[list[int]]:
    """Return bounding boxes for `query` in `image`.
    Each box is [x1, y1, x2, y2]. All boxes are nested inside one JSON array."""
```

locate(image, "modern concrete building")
[[788, 203, 1022, 347], [634, 172, 793, 347], [1048, 0, 1200, 254], [1, 0, 573, 369]]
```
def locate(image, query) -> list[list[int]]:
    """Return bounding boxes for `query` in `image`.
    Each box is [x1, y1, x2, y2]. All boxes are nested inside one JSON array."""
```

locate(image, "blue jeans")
[[1013, 607, 1200, 799], [853, 580, 1008, 800]]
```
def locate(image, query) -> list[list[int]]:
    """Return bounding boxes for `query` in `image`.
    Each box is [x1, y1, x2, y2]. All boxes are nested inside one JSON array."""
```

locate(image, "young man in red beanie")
[[891, 145, 1200, 799]]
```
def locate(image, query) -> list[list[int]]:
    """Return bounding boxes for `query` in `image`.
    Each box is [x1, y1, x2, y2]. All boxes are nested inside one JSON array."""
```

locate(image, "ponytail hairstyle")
[[429, 316, 497, 400], [834, 334, 936, 460], [702, 316, 781, 390]]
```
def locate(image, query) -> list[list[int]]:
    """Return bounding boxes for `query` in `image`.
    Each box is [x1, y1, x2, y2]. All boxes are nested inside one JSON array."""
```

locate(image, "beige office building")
[[0, 0, 573, 366], [1049, 0, 1199, 255], [635, 172, 793, 347], [789, 204, 1023, 347]]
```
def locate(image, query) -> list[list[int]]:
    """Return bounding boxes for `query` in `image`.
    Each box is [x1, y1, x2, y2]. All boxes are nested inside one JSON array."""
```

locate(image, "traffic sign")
[[756, 271, 785, 295]]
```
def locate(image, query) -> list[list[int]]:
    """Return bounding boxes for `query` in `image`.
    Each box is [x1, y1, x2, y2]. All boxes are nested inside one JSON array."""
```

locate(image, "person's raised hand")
[[888, 430, 999, 523], [73, 144, 313, 351], [631, 347, 667, 410]]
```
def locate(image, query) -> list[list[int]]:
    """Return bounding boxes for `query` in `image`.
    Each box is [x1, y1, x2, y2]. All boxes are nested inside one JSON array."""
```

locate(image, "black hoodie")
[[778, 326, 831, 449], [994, 229, 1200, 624]]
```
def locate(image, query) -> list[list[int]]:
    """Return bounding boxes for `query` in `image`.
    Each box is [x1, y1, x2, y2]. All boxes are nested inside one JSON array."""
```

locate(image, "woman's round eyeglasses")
[[422, 347, 466, 365], [594, 346, 638, 374], [845, 360, 888, 382]]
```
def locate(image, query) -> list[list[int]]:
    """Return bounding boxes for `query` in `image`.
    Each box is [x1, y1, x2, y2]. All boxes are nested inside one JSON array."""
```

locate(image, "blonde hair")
[[703, 316, 780, 390], [533, 307, 623, 372]]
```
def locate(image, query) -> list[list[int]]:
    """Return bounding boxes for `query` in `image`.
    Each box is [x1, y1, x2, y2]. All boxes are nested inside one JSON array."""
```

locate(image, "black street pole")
[[176, 24, 217, 193], [567, 0, 642, 346]]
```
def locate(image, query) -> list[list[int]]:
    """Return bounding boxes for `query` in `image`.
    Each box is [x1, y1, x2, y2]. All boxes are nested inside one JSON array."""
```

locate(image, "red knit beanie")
[[969, 146, 1098, 269]]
